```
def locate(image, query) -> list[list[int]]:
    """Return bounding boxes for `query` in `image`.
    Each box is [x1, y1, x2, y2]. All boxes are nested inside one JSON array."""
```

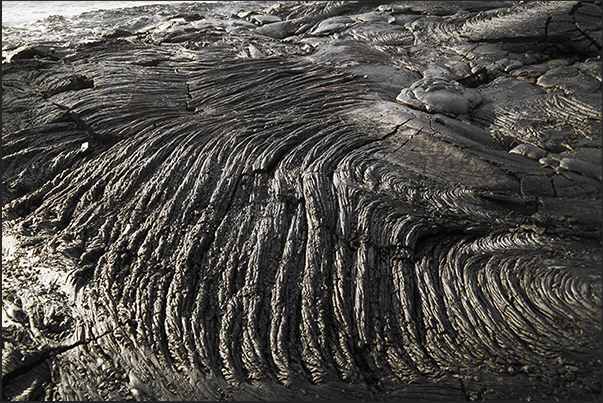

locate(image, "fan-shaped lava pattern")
[[2, 1, 601, 401]]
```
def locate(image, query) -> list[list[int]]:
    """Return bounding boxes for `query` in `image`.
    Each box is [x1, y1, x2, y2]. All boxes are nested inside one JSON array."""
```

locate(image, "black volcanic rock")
[[2, 1, 601, 401]]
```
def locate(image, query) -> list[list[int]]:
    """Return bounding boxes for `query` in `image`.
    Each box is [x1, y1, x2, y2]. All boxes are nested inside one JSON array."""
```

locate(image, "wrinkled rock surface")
[[2, 1, 602, 401]]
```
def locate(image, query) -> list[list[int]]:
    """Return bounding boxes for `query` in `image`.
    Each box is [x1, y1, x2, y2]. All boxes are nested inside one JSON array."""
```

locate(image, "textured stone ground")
[[2, 1, 601, 401]]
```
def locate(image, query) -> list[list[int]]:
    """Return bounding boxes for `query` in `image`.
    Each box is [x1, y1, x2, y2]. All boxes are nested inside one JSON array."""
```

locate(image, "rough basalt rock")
[[396, 76, 483, 116], [2, 1, 601, 401]]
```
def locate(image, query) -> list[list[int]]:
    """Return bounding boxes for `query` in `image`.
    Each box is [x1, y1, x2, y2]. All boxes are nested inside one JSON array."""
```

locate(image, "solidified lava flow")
[[2, 1, 602, 401]]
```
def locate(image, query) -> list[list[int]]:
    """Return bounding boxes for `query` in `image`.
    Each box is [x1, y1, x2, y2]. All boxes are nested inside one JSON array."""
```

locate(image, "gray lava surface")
[[2, 1, 602, 401]]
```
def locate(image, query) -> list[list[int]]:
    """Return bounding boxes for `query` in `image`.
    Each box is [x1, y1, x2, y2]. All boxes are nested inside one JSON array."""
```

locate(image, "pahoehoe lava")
[[2, 1, 602, 401]]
